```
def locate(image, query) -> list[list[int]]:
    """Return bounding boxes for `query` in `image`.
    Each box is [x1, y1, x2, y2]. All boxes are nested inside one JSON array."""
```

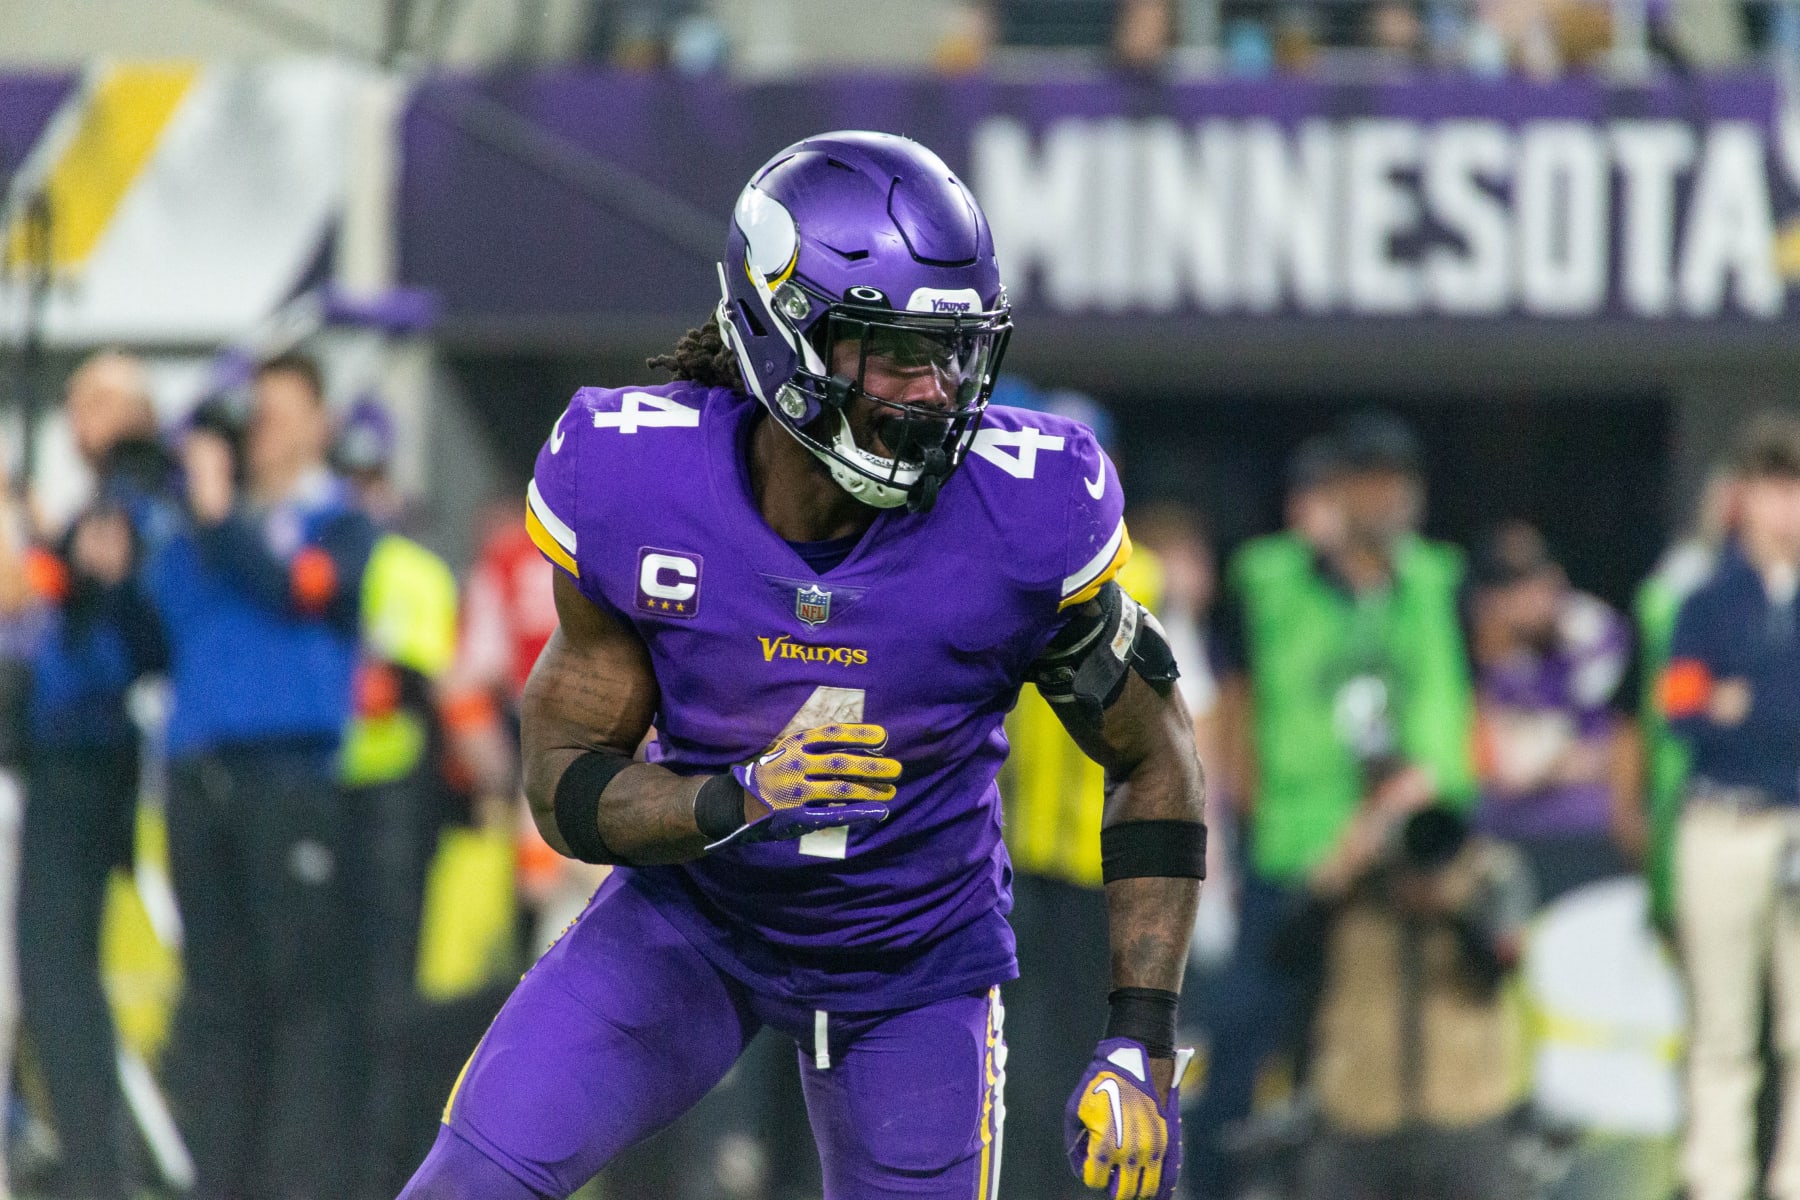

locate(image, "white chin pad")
[[810, 415, 917, 509]]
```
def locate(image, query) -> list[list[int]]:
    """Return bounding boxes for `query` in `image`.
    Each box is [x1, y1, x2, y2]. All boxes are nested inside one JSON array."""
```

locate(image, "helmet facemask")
[[771, 296, 1011, 513]]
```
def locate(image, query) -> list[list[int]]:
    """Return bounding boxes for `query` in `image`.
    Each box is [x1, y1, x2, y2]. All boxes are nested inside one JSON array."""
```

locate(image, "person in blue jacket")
[[1662, 411, 1800, 1200], [14, 350, 169, 1200], [145, 352, 377, 1200]]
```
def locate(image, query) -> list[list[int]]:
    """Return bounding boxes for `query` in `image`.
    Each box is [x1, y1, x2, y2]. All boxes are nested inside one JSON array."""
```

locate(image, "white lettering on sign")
[[971, 113, 1789, 319]]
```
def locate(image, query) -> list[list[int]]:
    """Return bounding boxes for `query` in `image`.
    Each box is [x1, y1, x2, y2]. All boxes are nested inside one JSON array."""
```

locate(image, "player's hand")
[[1065, 1039, 1196, 1200], [707, 722, 900, 850]]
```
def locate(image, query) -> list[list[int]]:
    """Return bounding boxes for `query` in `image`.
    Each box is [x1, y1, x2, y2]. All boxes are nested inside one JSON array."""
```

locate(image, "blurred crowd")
[[554, 0, 1787, 82], [0, 342, 1795, 1200]]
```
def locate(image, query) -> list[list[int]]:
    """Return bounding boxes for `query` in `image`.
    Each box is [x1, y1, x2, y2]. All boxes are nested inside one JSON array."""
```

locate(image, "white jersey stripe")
[[527, 478, 577, 556], [1061, 517, 1126, 600], [987, 987, 1007, 1200]]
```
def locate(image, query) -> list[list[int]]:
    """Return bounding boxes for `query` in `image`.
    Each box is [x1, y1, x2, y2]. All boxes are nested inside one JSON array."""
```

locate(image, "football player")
[[399, 131, 1205, 1200]]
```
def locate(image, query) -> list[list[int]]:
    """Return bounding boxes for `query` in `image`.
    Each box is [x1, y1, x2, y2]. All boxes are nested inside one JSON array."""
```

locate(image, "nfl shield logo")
[[795, 584, 831, 627]]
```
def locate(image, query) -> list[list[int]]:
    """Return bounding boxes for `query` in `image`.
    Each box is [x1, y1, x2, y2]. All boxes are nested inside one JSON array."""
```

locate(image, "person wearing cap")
[[1188, 412, 1477, 1198], [1662, 411, 1800, 1200], [1470, 521, 1637, 902]]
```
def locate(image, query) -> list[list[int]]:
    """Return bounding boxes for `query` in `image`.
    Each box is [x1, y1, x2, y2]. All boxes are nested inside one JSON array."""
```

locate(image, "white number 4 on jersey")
[[592, 392, 702, 434], [970, 426, 1065, 479]]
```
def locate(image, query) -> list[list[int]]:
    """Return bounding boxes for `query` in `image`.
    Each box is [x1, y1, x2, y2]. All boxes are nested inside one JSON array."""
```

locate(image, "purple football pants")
[[400, 873, 1007, 1199]]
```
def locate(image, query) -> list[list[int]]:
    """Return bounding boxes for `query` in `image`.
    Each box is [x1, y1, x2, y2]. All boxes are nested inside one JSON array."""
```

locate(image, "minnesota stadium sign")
[[397, 73, 1800, 326], [974, 109, 1800, 319]]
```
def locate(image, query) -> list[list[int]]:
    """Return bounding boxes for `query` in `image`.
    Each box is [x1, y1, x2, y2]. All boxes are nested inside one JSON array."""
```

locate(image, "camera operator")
[[1276, 801, 1534, 1200], [144, 352, 377, 1200]]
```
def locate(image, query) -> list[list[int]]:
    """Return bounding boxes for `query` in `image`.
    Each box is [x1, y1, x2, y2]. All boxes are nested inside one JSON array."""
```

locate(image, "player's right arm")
[[519, 391, 899, 866], [520, 572, 709, 864]]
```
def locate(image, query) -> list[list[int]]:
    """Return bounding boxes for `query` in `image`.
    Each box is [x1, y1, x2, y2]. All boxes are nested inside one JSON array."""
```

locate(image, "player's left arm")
[[1047, 591, 1204, 1088], [1037, 582, 1205, 1200]]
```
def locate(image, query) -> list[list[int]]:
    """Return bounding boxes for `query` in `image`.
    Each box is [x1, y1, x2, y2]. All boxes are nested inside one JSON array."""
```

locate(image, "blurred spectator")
[[146, 352, 378, 1200], [335, 407, 462, 1199], [1366, 0, 1428, 62], [335, 396, 411, 532], [1190, 412, 1477, 1199], [1662, 411, 1800, 1200], [1115, 0, 1177, 68], [1284, 434, 1347, 552], [1637, 465, 1740, 934], [1225, 16, 1278, 72], [1278, 806, 1533, 1200], [1470, 521, 1637, 902], [1272, 7, 1324, 70], [12, 350, 168, 1200]]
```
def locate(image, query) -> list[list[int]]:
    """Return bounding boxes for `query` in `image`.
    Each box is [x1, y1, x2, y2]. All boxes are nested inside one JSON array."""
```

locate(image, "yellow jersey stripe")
[[1060, 522, 1132, 610], [6, 63, 197, 272], [526, 478, 576, 554], [525, 504, 578, 577]]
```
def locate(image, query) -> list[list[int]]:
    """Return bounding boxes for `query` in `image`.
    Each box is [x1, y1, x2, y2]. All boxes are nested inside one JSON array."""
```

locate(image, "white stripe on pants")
[[1679, 802, 1800, 1200]]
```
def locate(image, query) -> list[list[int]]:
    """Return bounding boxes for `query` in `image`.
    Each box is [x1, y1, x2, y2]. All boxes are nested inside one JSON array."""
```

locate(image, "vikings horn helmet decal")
[[717, 131, 1012, 513]]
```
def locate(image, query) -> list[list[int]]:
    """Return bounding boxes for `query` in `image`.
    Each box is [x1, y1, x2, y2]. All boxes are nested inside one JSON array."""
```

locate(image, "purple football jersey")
[[526, 381, 1128, 1010]]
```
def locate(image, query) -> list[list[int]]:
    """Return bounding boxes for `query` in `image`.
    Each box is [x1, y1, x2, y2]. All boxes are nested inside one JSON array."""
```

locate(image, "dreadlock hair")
[[648, 315, 746, 392]]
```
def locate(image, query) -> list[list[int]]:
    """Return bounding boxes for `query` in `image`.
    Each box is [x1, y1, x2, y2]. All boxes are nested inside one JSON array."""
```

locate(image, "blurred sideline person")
[[1277, 805, 1532, 1200], [1189, 413, 1476, 1198], [1662, 412, 1800, 1200], [1637, 466, 1740, 934], [334, 404, 463, 1199], [8, 351, 169, 1200], [1470, 521, 1637, 902], [147, 352, 378, 1200]]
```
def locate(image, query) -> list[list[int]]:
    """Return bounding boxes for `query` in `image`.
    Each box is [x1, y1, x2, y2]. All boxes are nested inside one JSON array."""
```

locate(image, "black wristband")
[[693, 773, 746, 842], [552, 750, 632, 865], [1105, 987, 1179, 1059], [1100, 819, 1207, 884]]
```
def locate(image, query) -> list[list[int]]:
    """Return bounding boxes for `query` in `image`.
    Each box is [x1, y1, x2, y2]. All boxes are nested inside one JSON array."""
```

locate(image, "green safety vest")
[[1233, 532, 1475, 882], [1636, 574, 1692, 930], [340, 533, 459, 788]]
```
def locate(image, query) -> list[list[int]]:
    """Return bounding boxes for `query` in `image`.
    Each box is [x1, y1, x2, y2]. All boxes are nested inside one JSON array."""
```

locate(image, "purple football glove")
[[1065, 1038, 1196, 1200], [704, 722, 899, 850]]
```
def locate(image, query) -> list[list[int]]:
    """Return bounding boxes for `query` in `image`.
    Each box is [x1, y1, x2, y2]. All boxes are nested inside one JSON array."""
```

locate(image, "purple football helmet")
[[717, 131, 1011, 513]]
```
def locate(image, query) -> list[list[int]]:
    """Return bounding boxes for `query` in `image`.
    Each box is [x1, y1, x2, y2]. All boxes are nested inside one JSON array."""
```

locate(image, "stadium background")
[[0, 0, 1789, 1196]]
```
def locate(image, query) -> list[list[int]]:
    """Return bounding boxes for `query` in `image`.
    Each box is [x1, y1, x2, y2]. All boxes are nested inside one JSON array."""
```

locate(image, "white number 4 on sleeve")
[[969, 427, 1065, 479], [592, 392, 702, 434]]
